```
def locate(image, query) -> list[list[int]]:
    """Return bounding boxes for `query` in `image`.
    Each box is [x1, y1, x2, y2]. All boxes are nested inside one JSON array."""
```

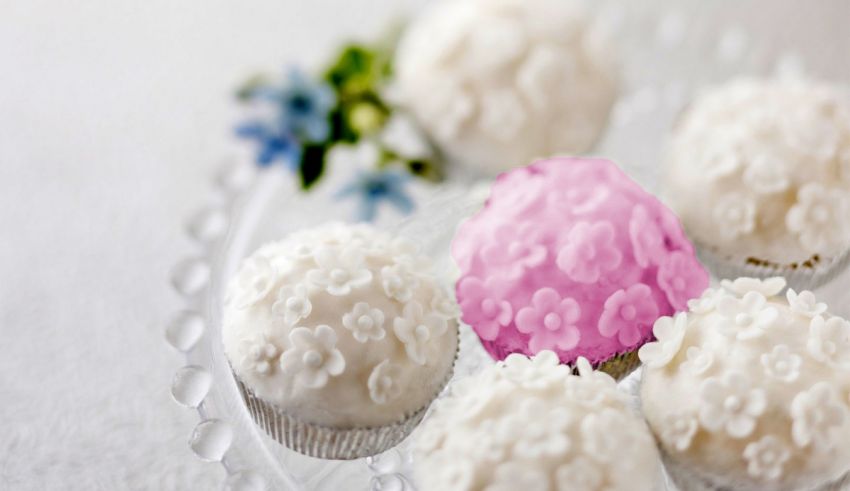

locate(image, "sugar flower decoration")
[[581, 408, 632, 462], [239, 334, 280, 376], [380, 263, 420, 303], [713, 194, 756, 239], [342, 302, 386, 343], [721, 277, 786, 298], [629, 205, 666, 268], [367, 360, 402, 405], [787, 183, 850, 255], [699, 371, 766, 438], [716, 291, 779, 340], [280, 325, 346, 389], [480, 223, 547, 278], [235, 120, 302, 169], [807, 316, 850, 370], [657, 251, 708, 310], [680, 346, 714, 375], [393, 300, 448, 365], [660, 412, 699, 452], [557, 221, 623, 283], [512, 399, 572, 458], [272, 69, 336, 143], [790, 382, 847, 448], [233, 255, 278, 308], [742, 154, 791, 195], [515, 288, 582, 353], [501, 351, 570, 391], [743, 436, 791, 480], [335, 168, 415, 222], [457, 276, 513, 341], [639, 313, 688, 368], [271, 283, 312, 326], [687, 288, 725, 314], [598, 284, 659, 346], [564, 358, 621, 407], [306, 247, 373, 296], [698, 145, 741, 180], [431, 289, 461, 320], [760, 344, 802, 382], [786, 289, 827, 318], [555, 457, 604, 491]]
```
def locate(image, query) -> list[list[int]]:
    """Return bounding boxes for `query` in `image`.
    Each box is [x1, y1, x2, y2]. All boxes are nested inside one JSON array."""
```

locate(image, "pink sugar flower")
[[557, 221, 622, 283], [657, 251, 709, 310], [629, 205, 666, 268], [516, 288, 581, 353], [457, 276, 513, 341], [599, 284, 659, 346], [481, 223, 547, 277]]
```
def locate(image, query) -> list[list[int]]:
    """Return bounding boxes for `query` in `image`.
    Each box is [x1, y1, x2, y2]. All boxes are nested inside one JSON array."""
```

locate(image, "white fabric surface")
[[0, 1, 420, 489]]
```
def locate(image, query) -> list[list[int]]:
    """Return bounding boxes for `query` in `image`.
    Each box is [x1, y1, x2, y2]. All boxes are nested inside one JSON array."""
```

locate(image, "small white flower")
[[639, 313, 688, 368], [761, 344, 802, 382], [660, 412, 699, 452], [484, 462, 548, 491], [279, 325, 346, 389], [232, 255, 277, 308], [787, 183, 850, 255], [380, 263, 420, 303], [687, 288, 725, 314], [367, 360, 402, 404], [743, 436, 791, 480], [501, 351, 570, 391], [808, 315, 850, 370], [512, 399, 572, 458], [393, 301, 448, 365], [555, 457, 604, 491], [271, 283, 312, 326], [680, 346, 714, 375], [563, 357, 622, 407], [341, 302, 386, 343], [430, 289, 461, 320], [581, 408, 636, 462], [306, 247, 373, 296], [698, 145, 741, 180], [517, 44, 572, 110], [716, 291, 779, 340], [742, 154, 790, 195], [786, 289, 827, 318], [478, 89, 527, 141], [699, 371, 766, 438], [720, 277, 786, 298], [713, 194, 756, 240], [790, 382, 847, 448], [416, 78, 474, 141], [238, 334, 280, 376]]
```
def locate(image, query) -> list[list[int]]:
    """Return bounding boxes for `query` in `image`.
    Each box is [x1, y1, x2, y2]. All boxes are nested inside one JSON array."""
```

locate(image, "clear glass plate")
[[165, 1, 850, 489]]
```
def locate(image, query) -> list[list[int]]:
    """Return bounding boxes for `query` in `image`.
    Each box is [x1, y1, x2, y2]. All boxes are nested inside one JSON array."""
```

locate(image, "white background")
[[0, 1, 421, 489]]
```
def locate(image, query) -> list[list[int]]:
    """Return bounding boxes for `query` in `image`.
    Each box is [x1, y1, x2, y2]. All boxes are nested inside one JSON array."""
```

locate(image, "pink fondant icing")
[[452, 157, 709, 365]]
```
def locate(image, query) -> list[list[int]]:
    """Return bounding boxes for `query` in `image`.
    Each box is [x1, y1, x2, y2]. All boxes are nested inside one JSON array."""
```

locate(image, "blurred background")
[[0, 0, 847, 490]]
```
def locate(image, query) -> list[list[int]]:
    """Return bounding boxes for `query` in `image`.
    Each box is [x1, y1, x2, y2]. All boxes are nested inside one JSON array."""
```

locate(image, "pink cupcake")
[[453, 157, 709, 378]]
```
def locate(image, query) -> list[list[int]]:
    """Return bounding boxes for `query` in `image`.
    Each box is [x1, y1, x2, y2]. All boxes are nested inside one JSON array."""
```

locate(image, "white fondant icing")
[[641, 277, 850, 488], [222, 223, 458, 427], [415, 351, 660, 491], [393, 0, 618, 175], [665, 78, 850, 263]]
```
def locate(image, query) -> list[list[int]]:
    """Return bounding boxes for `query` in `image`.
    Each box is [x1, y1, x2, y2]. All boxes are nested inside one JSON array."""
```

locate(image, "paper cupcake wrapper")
[[696, 242, 850, 292], [591, 349, 642, 381], [661, 449, 850, 491], [233, 338, 459, 460]]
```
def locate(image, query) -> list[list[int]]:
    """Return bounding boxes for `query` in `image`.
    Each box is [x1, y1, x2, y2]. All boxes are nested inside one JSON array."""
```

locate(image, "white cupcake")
[[640, 276, 850, 490], [393, 0, 618, 176], [664, 78, 850, 289], [222, 223, 459, 459], [415, 351, 661, 490]]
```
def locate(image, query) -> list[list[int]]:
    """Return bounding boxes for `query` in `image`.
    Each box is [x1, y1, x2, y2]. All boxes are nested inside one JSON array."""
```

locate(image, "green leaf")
[[299, 144, 327, 190]]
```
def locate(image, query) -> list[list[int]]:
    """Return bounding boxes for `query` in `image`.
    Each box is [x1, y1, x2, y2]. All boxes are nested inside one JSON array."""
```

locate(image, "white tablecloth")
[[0, 1, 420, 489]]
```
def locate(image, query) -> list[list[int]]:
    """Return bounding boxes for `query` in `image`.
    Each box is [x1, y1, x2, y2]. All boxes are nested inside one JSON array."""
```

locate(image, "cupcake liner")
[[233, 341, 459, 461], [695, 242, 850, 292], [661, 449, 850, 491]]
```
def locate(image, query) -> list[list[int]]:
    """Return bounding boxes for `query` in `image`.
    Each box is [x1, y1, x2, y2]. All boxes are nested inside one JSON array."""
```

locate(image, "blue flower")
[[335, 169, 415, 222], [236, 121, 301, 169], [250, 69, 336, 143]]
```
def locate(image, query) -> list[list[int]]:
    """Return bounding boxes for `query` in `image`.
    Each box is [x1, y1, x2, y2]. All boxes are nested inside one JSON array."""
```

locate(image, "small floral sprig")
[[235, 42, 442, 222]]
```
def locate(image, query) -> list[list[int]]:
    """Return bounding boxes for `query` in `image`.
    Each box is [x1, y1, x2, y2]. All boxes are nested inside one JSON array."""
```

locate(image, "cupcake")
[[665, 77, 850, 289], [393, 0, 618, 176], [222, 223, 459, 459], [414, 350, 662, 491], [453, 157, 708, 378], [640, 276, 850, 490]]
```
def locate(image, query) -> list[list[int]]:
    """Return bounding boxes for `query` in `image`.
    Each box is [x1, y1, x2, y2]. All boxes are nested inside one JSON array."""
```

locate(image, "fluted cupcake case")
[[222, 223, 460, 459], [453, 157, 709, 380]]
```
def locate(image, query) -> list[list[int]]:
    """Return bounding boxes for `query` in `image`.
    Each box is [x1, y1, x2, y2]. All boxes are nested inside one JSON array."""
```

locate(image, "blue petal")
[[383, 188, 415, 215], [301, 117, 330, 142], [356, 196, 378, 222], [235, 121, 268, 139]]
